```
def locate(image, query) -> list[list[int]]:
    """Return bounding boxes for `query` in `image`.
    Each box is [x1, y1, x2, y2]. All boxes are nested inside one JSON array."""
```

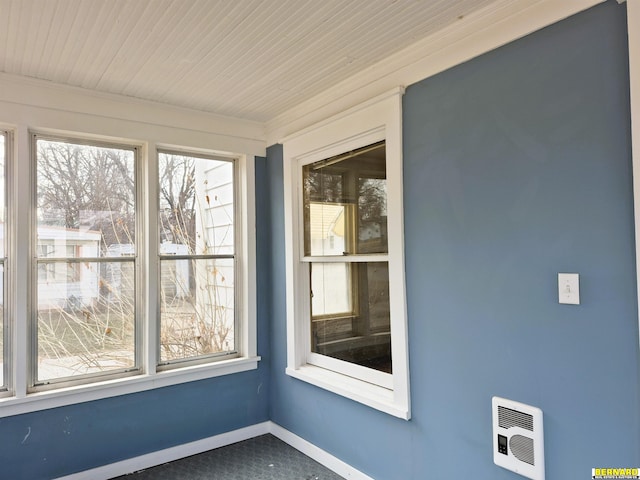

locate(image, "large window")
[[34, 136, 138, 388], [283, 89, 410, 419], [0, 132, 259, 405], [158, 151, 237, 367], [0, 98, 257, 415]]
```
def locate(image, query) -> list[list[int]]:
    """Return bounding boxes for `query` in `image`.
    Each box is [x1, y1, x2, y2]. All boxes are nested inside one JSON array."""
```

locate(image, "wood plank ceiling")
[[0, 0, 497, 122]]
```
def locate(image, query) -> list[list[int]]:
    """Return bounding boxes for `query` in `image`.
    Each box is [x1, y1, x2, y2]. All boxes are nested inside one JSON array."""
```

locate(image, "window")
[[157, 150, 238, 368], [283, 88, 410, 419], [0, 132, 6, 391], [304, 142, 392, 381], [0, 104, 257, 415], [15, 133, 257, 398], [34, 136, 138, 388]]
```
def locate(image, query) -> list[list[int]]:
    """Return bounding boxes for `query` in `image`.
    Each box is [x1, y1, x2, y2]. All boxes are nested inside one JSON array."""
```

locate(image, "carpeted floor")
[[111, 434, 346, 480]]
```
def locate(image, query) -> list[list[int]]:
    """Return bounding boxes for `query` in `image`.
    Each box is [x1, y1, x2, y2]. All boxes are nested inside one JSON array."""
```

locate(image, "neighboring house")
[[194, 159, 235, 334], [106, 242, 190, 301], [36, 226, 101, 310]]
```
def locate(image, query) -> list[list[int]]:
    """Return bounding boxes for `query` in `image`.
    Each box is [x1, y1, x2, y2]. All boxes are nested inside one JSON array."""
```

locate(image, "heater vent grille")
[[498, 406, 534, 431], [493, 397, 544, 480], [510, 434, 535, 465]]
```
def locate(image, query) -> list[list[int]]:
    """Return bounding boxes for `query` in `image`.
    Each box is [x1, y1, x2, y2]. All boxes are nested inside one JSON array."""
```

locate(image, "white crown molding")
[[0, 72, 266, 153], [266, 0, 606, 145], [279, 86, 405, 144]]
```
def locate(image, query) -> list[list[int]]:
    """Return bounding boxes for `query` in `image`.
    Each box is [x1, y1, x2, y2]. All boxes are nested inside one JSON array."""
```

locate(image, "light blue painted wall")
[[267, 2, 640, 479], [1, 373, 270, 479]]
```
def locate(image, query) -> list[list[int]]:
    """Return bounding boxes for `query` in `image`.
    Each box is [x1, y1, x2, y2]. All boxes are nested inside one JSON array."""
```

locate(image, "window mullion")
[[145, 142, 159, 375], [14, 125, 30, 398]]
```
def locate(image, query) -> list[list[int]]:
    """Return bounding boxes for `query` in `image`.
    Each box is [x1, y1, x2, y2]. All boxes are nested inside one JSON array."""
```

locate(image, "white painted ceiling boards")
[[0, 0, 499, 123]]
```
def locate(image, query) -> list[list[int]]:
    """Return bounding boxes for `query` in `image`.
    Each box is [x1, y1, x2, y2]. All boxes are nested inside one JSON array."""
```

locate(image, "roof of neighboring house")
[[36, 225, 102, 241]]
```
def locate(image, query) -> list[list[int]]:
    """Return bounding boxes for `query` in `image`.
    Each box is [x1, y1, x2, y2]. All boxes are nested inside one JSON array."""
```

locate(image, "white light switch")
[[558, 273, 579, 305]]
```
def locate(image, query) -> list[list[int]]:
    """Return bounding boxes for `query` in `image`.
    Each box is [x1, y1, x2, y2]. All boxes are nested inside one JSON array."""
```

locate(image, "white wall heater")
[[492, 397, 545, 480]]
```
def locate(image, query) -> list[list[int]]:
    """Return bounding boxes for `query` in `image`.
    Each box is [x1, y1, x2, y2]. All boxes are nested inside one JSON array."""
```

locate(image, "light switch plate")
[[558, 273, 579, 305]]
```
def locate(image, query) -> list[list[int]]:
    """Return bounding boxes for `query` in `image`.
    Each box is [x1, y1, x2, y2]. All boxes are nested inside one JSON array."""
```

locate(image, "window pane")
[[36, 139, 136, 257], [158, 153, 234, 255], [357, 176, 387, 254], [311, 261, 391, 373], [0, 133, 4, 258], [35, 138, 137, 384], [37, 261, 135, 382], [0, 133, 4, 388], [160, 258, 235, 363], [0, 263, 4, 387], [303, 141, 387, 256], [158, 152, 236, 366], [311, 262, 353, 316]]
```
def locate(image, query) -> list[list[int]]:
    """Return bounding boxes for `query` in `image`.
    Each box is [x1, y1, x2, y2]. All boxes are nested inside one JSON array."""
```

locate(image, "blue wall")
[[1, 373, 269, 479], [267, 2, 640, 479]]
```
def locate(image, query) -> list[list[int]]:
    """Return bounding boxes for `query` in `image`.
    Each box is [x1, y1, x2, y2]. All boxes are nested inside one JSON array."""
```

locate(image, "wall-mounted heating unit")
[[492, 397, 545, 480]]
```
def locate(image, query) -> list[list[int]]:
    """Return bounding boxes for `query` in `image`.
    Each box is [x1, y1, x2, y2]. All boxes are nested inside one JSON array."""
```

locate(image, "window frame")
[[155, 148, 241, 370], [282, 88, 411, 419], [0, 126, 259, 418], [0, 130, 8, 395], [30, 133, 142, 391]]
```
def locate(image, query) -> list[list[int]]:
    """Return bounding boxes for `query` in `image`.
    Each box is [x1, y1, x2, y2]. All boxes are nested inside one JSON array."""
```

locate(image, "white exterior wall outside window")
[[282, 88, 411, 419]]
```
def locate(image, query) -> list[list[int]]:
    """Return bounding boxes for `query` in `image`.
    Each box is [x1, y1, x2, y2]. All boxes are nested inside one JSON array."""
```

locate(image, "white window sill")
[[286, 364, 410, 420], [0, 356, 260, 418]]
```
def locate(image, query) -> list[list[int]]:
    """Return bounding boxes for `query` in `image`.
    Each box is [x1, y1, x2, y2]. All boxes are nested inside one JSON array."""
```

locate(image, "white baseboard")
[[269, 423, 374, 480], [56, 422, 271, 480], [55, 421, 373, 480]]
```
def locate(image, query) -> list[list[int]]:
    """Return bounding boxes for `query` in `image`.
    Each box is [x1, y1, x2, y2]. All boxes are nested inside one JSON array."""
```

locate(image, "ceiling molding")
[[280, 86, 405, 145], [266, 0, 606, 145], [0, 72, 265, 145]]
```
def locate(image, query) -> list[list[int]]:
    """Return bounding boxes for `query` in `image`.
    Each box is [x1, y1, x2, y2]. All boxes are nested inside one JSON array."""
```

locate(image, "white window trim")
[[0, 129, 9, 393], [0, 125, 259, 418], [282, 87, 411, 420]]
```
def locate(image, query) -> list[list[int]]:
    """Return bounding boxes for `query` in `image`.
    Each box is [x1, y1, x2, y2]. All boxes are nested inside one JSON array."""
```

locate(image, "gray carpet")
[[111, 434, 346, 480]]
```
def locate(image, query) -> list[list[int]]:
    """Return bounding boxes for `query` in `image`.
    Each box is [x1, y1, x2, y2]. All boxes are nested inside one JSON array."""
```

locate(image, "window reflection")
[[304, 141, 391, 374]]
